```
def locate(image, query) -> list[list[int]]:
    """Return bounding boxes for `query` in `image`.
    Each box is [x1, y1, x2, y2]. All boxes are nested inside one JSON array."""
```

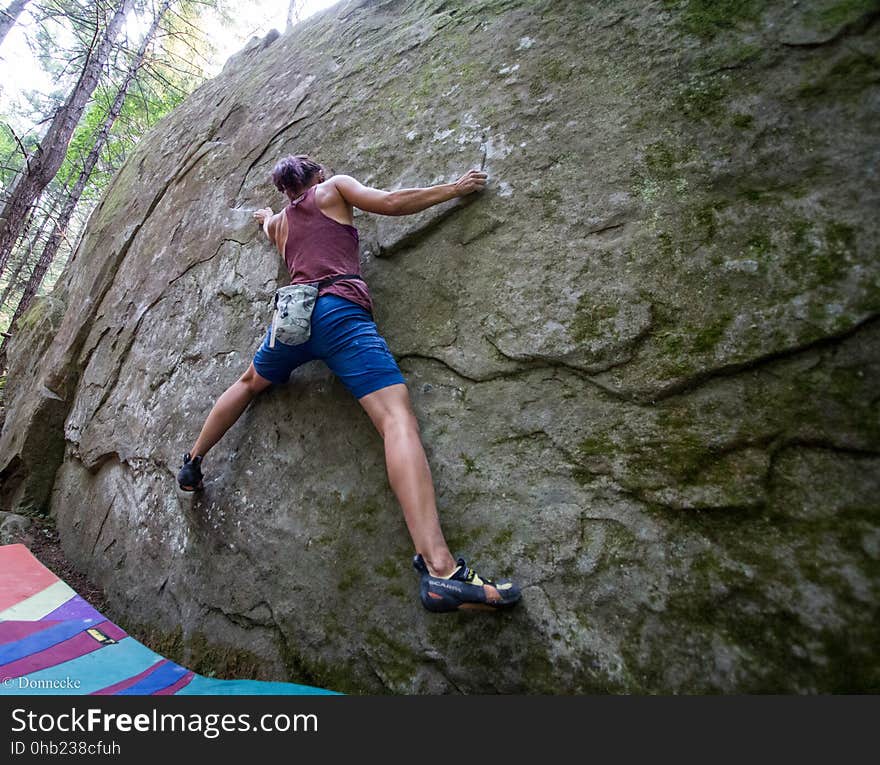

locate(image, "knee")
[[378, 407, 420, 441], [240, 367, 271, 395]]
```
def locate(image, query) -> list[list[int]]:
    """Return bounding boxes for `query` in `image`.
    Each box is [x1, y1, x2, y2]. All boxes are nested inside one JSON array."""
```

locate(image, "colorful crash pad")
[[0, 544, 336, 695]]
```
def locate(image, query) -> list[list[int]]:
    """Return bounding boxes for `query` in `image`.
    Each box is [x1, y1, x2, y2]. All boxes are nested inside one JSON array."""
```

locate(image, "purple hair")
[[271, 154, 325, 196]]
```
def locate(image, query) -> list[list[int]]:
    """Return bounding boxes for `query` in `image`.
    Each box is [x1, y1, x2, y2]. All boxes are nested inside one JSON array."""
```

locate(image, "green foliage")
[[55, 96, 112, 198], [0, 0, 228, 317], [0, 125, 24, 188]]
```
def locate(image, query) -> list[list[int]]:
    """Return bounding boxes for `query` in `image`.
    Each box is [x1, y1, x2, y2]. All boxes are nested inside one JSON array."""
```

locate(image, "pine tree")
[[0, 0, 176, 367], [0, 0, 32, 47], [0, 0, 131, 278], [0, 192, 60, 308]]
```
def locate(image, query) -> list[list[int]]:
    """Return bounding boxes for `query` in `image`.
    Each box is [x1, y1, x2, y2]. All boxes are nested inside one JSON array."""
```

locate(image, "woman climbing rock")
[[176, 154, 521, 613]]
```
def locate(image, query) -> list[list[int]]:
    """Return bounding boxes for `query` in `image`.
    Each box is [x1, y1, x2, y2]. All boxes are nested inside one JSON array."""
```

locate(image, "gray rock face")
[[0, 511, 30, 544], [1, 0, 878, 692]]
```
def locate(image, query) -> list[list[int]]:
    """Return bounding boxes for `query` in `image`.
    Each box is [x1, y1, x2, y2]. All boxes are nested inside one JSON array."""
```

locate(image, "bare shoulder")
[[320, 174, 360, 202], [323, 174, 394, 215], [326, 174, 360, 189], [315, 176, 356, 226]]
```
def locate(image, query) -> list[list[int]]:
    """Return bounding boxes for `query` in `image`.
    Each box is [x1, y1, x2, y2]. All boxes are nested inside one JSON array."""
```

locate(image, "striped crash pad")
[[0, 544, 336, 695]]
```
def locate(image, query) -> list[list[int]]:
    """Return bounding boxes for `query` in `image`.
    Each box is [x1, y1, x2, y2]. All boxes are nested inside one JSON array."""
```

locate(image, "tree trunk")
[[0, 199, 35, 308], [0, 0, 173, 370], [0, 0, 130, 279], [0, 224, 55, 368], [0, 0, 31, 47], [0, 249, 27, 308], [0, 194, 57, 309], [286, 0, 303, 30]]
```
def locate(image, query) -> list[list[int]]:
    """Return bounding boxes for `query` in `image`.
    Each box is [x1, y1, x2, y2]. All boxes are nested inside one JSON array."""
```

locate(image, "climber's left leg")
[[178, 321, 313, 490], [187, 362, 273, 460], [178, 362, 273, 491]]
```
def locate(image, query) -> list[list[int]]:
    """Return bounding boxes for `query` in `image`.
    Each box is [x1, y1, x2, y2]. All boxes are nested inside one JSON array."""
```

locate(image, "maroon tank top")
[[283, 185, 373, 313]]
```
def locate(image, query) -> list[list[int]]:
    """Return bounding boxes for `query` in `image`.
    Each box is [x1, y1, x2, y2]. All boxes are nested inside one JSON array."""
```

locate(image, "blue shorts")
[[253, 294, 405, 399]]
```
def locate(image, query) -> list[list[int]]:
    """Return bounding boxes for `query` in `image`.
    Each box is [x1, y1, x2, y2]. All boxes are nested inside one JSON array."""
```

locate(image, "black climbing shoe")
[[413, 554, 521, 612], [177, 452, 204, 491]]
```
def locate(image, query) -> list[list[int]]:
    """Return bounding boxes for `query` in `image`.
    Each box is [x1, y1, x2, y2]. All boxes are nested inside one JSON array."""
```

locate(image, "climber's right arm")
[[332, 170, 488, 216], [254, 208, 286, 255]]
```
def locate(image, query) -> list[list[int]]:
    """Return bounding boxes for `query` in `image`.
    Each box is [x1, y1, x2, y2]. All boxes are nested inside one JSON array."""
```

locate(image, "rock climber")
[[176, 154, 521, 613]]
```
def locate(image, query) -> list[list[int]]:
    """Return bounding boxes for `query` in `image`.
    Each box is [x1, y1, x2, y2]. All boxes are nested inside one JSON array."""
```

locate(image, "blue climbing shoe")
[[413, 554, 521, 612], [177, 452, 204, 491]]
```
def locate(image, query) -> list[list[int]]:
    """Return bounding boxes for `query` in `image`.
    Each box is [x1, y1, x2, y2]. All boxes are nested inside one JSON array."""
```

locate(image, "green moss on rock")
[[807, 0, 880, 33], [579, 432, 616, 458], [664, 0, 764, 39], [798, 51, 880, 100], [571, 296, 620, 343]]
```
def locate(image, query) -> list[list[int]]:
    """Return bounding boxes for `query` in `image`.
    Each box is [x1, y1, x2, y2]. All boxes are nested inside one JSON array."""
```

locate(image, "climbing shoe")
[[413, 554, 521, 612], [177, 452, 204, 491]]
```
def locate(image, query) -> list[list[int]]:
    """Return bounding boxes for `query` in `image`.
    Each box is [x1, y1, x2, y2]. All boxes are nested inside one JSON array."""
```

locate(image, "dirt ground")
[[6, 514, 109, 614]]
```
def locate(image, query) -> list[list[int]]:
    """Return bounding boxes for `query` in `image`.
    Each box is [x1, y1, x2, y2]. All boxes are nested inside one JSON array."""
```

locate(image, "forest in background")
[[0, 0, 309, 385]]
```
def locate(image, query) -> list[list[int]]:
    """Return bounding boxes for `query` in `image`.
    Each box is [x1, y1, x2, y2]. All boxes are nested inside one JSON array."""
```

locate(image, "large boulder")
[[1, 0, 878, 692]]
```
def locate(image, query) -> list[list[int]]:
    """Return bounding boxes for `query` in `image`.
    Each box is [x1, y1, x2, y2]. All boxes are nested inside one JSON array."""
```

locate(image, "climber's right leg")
[[357, 382, 456, 576], [358, 379, 521, 612], [314, 295, 522, 611]]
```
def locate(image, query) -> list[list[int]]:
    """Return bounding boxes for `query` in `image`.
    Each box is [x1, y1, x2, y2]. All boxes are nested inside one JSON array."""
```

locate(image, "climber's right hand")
[[453, 169, 488, 196], [253, 207, 273, 226]]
